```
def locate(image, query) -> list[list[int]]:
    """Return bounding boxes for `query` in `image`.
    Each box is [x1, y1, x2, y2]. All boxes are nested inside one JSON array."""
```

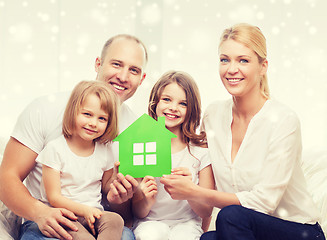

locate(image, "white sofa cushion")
[[302, 148, 327, 236]]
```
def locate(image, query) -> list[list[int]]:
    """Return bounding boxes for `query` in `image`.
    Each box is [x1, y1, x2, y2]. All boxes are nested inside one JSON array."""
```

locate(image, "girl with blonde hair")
[[37, 80, 124, 239]]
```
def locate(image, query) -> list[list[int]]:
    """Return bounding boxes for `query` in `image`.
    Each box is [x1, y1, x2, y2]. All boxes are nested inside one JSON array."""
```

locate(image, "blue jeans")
[[20, 220, 135, 240], [200, 205, 325, 240]]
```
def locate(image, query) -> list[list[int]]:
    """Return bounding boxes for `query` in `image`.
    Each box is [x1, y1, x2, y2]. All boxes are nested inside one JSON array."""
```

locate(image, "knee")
[[216, 205, 245, 226], [101, 212, 124, 229], [134, 221, 169, 240]]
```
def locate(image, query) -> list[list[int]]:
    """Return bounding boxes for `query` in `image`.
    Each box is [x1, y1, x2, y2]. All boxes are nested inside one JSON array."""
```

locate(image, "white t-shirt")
[[202, 99, 321, 224], [135, 145, 211, 227], [36, 135, 113, 210], [11, 91, 137, 201]]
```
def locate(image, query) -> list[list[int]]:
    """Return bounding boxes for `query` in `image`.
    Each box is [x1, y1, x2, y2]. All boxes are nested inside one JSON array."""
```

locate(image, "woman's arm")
[[161, 172, 240, 210], [132, 176, 157, 219]]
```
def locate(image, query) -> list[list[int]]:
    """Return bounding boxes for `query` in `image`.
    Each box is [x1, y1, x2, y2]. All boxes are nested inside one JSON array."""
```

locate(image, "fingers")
[[87, 217, 96, 236], [113, 161, 120, 174], [171, 167, 191, 177], [107, 173, 139, 204], [60, 208, 78, 221], [40, 218, 74, 240], [58, 209, 78, 232], [41, 226, 65, 240], [120, 174, 139, 189]]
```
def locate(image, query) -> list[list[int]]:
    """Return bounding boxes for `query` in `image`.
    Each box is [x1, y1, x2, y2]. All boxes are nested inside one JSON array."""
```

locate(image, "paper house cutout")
[[113, 113, 176, 178]]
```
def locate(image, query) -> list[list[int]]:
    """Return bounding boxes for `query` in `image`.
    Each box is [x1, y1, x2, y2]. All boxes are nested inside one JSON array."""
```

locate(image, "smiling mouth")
[[226, 78, 244, 83], [112, 83, 127, 91], [83, 128, 97, 134], [164, 113, 180, 119]]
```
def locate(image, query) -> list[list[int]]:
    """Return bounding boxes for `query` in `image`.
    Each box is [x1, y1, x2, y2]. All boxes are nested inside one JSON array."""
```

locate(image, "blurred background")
[[0, 0, 326, 151]]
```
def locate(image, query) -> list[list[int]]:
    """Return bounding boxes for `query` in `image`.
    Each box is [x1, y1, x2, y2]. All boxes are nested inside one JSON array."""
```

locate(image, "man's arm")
[[0, 137, 78, 239]]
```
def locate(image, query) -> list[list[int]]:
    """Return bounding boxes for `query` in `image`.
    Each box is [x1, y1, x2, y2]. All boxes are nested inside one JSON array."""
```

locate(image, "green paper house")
[[113, 113, 176, 178]]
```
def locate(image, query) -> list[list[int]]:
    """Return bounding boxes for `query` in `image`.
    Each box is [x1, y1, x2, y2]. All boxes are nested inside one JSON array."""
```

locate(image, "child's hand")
[[82, 206, 103, 236], [171, 167, 192, 181], [140, 176, 157, 204]]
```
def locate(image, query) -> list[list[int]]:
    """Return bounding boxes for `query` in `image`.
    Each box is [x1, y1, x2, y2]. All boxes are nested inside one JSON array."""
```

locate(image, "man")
[[0, 34, 147, 240]]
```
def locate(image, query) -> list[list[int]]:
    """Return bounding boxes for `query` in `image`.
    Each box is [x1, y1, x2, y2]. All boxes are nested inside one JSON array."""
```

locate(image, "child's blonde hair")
[[148, 70, 206, 147], [219, 23, 270, 99], [62, 80, 119, 143]]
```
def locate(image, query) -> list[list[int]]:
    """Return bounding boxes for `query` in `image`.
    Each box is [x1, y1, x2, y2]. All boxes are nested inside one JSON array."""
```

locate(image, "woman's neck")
[[232, 92, 267, 121], [66, 136, 95, 157]]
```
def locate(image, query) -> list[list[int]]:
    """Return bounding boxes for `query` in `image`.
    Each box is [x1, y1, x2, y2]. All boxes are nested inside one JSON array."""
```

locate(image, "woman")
[[160, 23, 325, 240]]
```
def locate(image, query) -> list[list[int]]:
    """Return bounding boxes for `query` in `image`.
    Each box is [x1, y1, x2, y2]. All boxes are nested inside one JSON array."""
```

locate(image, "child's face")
[[75, 94, 108, 143], [156, 82, 187, 133]]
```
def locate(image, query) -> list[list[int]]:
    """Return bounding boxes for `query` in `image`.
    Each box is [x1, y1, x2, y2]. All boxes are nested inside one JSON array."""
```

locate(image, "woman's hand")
[[171, 167, 192, 180], [160, 167, 196, 200]]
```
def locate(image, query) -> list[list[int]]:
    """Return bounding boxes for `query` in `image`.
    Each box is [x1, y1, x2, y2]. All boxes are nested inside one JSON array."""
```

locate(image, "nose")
[[116, 68, 128, 83], [169, 102, 178, 111], [228, 61, 239, 74], [89, 117, 97, 127]]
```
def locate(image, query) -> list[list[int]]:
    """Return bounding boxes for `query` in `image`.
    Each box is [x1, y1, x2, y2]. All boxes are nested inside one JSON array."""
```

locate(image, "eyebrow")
[[220, 54, 251, 58], [110, 59, 142, 71]]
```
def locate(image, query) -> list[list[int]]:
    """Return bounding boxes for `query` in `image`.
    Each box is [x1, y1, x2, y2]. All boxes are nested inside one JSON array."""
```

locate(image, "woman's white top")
[[202, 99, 320, 224]]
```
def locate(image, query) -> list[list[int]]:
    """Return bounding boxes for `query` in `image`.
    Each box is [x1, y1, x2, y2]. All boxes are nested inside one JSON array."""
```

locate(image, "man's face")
[[95, 38, 146, 102]]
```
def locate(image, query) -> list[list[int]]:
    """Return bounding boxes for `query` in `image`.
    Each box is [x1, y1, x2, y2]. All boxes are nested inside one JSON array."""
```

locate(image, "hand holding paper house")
[[113, 114, 176, 178]]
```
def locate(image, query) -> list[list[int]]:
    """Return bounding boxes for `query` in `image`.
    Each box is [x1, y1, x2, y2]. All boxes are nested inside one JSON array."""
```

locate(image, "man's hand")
[[35, 206, 78, 240], [107, 173, 139, 204], [106, 161, 139, 204]]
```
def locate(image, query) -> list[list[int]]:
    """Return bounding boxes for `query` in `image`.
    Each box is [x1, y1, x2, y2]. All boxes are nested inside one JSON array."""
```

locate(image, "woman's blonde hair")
[[148, 70, 206, 147], [219, 23, 270, 99], [62, 80, 119, 143]]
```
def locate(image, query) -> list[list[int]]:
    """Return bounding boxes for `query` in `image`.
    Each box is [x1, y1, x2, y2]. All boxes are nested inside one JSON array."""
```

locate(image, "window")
[[133, 142, 157, 166]]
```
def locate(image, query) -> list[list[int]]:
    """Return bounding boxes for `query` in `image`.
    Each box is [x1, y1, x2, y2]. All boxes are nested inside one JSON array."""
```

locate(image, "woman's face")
[[219, 39, 267, 98]]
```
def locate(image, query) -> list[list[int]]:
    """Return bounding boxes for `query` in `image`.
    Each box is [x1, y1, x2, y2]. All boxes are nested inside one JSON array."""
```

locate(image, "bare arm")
[[161, 166, 240, 210], [132, 176, 157, 219], [0, 137, 78, 239], [187, 165, 215, 218]]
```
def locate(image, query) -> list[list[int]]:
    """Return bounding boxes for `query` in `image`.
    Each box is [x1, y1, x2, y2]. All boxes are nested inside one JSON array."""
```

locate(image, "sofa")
[[0, 136, 326, 239]]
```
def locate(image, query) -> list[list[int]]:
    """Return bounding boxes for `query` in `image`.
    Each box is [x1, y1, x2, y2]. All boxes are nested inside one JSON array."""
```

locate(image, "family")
[[0, 23, 325, 240]]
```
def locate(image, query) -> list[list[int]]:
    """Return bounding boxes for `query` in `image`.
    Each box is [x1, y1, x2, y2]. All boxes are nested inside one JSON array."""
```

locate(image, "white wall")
[[1, 0, 326, 150]]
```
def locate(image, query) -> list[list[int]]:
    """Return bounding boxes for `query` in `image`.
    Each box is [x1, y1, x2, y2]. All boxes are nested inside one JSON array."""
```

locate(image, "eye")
[[220, 58, 229, 63], [99, 117, 108, 122], [240, 59, 249, 63], [130, 68, 140, 75], [112, 62, 121, 68], [180, 102, 187, 107], [83, 112, 91, 117], [162, 97, 170, 102]]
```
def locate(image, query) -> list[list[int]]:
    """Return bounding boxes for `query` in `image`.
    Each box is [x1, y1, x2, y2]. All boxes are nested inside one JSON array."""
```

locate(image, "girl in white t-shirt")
[[37, 81, 124, 239], [132, 71, 215, 240]]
